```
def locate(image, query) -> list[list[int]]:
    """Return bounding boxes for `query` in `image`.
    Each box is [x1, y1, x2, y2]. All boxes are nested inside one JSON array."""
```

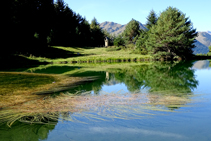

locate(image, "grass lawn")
[[24, 46, 152, 64]]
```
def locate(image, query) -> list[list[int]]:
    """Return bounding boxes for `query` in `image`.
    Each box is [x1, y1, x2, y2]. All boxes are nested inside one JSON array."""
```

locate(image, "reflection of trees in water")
[[66, 71, 106, 94], [110, 61, 198, 94], [145, 62, 198, 94], [68, 61, 198, 95], [0, 121, 56, 141], [114, 72, 144, 92]]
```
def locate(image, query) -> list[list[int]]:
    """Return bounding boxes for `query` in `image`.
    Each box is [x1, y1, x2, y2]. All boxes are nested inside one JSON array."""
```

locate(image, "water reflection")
[[0, 61, 207, 141], [0, 121, 56, 141], [70, 61, 199, 95], [192, 60, 210, 69]]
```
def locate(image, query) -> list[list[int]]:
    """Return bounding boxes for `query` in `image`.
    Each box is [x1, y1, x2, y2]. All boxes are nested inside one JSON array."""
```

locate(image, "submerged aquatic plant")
[[0, 91, 193, 127]]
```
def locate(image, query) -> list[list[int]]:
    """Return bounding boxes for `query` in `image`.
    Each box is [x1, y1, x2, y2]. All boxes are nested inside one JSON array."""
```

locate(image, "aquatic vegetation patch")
[[0, 91, 193, 127], [0, 72, 93, 108]]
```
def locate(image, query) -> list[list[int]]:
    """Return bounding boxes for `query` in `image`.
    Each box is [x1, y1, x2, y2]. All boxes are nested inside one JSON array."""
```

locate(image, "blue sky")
[[65, 0, 210, 31]]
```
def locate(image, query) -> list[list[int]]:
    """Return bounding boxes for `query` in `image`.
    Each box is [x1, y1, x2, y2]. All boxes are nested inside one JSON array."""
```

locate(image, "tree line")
[[3, 0, 105, 56], [111, 7, 198, 59], [5, 1, 198, 60]]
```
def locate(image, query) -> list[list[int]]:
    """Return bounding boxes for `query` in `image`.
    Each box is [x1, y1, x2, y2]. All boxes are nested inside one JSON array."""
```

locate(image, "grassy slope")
[[21, 62, 152, 78], [25, 46, 151, 63]]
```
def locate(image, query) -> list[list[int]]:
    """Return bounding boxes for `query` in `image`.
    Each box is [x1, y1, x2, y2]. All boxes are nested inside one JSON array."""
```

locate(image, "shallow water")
[[0, 60, 211, 141]]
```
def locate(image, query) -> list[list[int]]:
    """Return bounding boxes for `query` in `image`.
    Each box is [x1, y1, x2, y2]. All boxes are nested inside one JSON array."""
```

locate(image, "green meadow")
[[24, 46, 152, 64]]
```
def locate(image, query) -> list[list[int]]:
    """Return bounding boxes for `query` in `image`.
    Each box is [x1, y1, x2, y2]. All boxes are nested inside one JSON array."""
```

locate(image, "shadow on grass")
[[0, 55, 48, 71], [27, 46, 85, 59], [0, 46, 88, 71]]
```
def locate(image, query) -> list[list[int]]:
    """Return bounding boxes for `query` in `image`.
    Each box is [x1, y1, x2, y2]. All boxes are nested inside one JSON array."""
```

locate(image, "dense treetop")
[[123, 19, 142, 43], [145, 10, 158, 30], [136, 7, 197, 59]]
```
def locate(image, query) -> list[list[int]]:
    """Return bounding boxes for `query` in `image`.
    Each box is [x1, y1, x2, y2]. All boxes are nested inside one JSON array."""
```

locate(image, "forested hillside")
[[3, 0, 105, 57]]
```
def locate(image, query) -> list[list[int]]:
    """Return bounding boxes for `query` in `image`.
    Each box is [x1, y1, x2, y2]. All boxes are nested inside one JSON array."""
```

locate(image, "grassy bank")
[[0, 72, 94, 109], [24, 46, 152, 64]]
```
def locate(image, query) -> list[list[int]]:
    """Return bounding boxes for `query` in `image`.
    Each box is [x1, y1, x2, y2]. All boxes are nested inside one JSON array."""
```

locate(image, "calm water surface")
[[0, 60, 211, 141]]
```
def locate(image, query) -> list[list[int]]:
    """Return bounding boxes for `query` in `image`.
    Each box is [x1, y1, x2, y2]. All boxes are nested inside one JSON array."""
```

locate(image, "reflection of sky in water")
[[101, 83, 128, 93], [194, 69, 211, 96], [44, 60, 211, 141], [101, 83, 149, 94]]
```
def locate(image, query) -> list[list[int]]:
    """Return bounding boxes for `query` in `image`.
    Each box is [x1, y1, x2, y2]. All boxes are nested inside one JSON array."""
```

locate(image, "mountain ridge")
[[196, 32, 211, 47], [206, 31, 211, 35], [100, 21, 146, 35]]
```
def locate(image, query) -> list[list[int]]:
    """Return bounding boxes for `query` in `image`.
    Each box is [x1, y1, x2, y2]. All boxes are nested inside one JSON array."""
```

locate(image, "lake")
[[0, 60, 211, 141]]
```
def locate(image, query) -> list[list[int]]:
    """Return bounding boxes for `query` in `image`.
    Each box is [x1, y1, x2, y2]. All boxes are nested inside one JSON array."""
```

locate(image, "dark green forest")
[[3, 0, 105, 57]]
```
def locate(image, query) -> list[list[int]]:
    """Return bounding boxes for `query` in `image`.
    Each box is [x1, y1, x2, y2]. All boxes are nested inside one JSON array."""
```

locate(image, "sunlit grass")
[[0, 72, 56, 95], [25, 46, 152, 64]]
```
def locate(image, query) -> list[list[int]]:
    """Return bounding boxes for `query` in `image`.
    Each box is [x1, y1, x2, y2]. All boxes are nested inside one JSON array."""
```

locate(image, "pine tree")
[[135, 30, 148, 54], [90, 17, 100, 30], [123, 19, 141, 43], [146, 10, 158, 29], [135, 10, 157, 54], [90, 17, 104, 46], [146, 7, 197, 59]]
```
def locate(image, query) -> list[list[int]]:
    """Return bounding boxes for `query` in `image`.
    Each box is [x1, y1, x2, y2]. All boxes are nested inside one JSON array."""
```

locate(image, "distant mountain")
[[193, 41, 209, 54], [100, 21, 146, 35], [192, 31, 211, 54], [100, 21, 210, 54], [206, 31, 211, 35], [196, 32, 211, 47]]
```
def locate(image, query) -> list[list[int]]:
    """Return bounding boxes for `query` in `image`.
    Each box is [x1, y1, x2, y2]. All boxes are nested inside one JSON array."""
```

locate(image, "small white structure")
[[105, 37, 109, 47]]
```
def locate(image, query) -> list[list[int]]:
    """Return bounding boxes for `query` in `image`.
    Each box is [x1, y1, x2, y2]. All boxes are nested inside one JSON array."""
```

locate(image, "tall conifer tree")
[[90, 17, 104, 46], [123, 19, 141, 43], [146, 10, 158, 29], [146, 7, 197, 59]]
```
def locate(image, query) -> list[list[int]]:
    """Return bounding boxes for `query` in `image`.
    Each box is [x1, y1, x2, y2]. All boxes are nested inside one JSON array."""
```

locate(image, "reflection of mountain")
[[192, 60, 210, 69]]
